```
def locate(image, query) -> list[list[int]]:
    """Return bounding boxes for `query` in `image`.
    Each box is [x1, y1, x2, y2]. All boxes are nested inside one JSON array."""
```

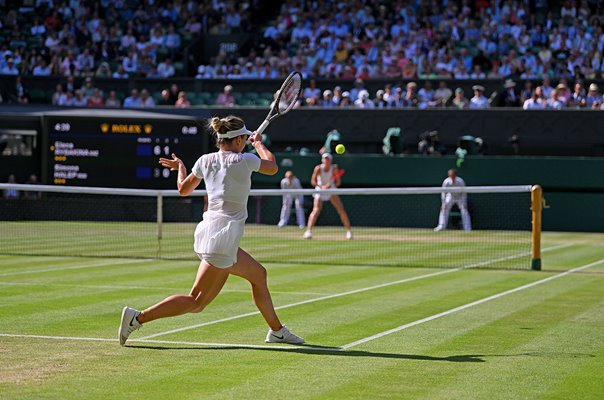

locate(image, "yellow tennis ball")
[[335, 144, 346, 154]]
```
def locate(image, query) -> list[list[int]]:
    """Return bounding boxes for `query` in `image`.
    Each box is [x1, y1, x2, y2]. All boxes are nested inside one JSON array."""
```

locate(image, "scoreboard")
[[44, 114, 208, 189]]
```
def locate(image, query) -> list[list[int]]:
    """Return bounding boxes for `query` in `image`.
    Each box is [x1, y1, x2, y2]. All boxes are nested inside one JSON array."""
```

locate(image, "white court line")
[[0, 281, 329, 296], [0, 333, 340, 352], [139, 244, 572, 340], [0, 258, 151, 277], [341, 257, 604, 350]]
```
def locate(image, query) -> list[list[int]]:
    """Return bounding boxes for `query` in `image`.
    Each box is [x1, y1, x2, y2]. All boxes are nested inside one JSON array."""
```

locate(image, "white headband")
[[217, 125, 253, 139]]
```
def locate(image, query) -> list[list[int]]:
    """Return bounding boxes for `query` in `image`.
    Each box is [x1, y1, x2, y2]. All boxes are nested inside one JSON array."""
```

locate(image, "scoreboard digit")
[[44, 115, 207, 189]]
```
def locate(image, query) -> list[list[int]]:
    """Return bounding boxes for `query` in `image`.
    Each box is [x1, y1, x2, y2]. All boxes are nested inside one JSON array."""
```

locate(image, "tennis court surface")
[[1, 231, 603, 399]]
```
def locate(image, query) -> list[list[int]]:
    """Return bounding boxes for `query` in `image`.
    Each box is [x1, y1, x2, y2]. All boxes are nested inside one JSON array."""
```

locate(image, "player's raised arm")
[[251, 131, 278, 176], [158, 153, 201, 196]]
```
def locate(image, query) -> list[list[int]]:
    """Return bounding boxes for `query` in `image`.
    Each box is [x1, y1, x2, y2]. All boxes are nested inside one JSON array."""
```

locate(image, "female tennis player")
[[119, 115, 304, 345], [303, 153, 352, 240]]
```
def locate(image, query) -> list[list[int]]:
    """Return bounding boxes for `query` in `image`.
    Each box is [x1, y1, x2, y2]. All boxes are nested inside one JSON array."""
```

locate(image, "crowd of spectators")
[[47, 77, 192, 108], [0, 0, 252, 79], [290, 76, 604, 110], [196, 0, 604, 83]]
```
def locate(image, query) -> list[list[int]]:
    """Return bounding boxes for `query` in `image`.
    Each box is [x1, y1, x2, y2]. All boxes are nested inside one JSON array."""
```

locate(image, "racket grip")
[[256, 119, 270, 135]]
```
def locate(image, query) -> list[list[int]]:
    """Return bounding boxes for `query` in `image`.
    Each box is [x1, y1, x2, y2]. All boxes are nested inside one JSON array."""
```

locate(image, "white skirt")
[[313, 186, 332, 201], [194, 211, 245, 268]]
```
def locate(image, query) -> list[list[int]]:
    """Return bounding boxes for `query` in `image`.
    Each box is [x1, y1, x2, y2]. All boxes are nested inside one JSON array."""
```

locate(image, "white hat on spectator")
[[376, 89, 385, 97], [323, 90, 333, 97], [589, 83, 599, 92], [472, 85, 485, 92], [359, 90, 369, 99], [504, 79, 516, 88], [342, 91, 350, 98], [224, 85, 233, 92]]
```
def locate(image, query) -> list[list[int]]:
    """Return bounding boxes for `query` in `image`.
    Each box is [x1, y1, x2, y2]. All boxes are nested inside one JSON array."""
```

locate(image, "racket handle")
[[256, 119, 270, 135]]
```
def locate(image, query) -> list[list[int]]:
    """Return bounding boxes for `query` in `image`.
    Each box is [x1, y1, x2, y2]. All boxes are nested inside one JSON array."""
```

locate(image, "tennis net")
[[0, 184, 539, 269]]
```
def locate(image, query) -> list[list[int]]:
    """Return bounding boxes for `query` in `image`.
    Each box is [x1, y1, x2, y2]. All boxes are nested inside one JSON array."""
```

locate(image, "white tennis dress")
[[191, 150, 261, 268], [314, 165, 335, 201]]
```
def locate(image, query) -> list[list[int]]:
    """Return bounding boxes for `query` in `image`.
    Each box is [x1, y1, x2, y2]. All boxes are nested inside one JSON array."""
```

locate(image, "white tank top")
[[317, 165, 334, 188]]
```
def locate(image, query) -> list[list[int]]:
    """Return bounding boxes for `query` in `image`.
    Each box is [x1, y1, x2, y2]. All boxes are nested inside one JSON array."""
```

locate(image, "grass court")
[[0, 231, 603, 399]]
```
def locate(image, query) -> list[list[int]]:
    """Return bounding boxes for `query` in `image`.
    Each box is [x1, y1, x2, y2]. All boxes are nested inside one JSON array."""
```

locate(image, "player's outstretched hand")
[[159, 153, 183, 171]]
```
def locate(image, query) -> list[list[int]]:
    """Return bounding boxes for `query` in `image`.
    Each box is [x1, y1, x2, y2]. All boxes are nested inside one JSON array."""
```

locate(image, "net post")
[[157, 192, 163, 258], [531, 185, 542, 270]]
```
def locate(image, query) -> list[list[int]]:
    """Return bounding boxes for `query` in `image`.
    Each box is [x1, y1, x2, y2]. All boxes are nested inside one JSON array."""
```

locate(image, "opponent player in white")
[[434, 168, 472, 231], [119, 115, 304, 345], [303, 153, 352, 240], [277, 170, 306, 229]]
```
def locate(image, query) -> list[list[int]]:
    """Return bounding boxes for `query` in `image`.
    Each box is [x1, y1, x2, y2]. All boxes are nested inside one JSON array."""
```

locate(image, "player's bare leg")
[[137, 261, 230, 323], [229, 248, 304, 344], [330, 195, 352, 239], [304, 197, 323, 238]]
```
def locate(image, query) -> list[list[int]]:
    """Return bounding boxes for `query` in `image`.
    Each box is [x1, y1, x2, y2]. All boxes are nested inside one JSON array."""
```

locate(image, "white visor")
[[217, 125, 253, 139]]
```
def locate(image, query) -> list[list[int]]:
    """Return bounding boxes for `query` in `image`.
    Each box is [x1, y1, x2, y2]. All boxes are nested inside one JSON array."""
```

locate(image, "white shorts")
[[193, 212, 245, 268], [313, 186, 332, 202]]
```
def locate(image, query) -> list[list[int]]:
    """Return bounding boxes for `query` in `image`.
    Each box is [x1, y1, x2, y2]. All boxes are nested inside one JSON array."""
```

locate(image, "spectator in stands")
[[87, 88, 105, 107], [500, 79, 520, 107], [139, 89, 155, 107], [320, 90, 335, 108], [400, 82, 418, 108], [586, 83, 601, 107], [112, 65, 129, 79], [523, 87, 547, 110], [175, 91, 191, 108], [417, 81, 435, 109], [434, 81, 453, 107], [72, 90, 87, 107], [354, 89, 375, 108], [339, 91, 352, 107], [546, 88, 565, 109], [105, 91, 121, 108], [51, 84, 66, 106], [1, 58, 19, 75], [157, 89, 172, 106], [157, 57, 175, 78], [123, 89, 141, 108], [303, 79, 320, 101], [571, 82, 587, 108], [4, 174, 19, 199], [215, 85, 235, 106], [469, 85, 489, 109], [95, 62, 112, 78], [450, 88, 469, 109]]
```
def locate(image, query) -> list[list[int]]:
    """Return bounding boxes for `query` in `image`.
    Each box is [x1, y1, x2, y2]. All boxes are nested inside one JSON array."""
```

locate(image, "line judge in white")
[[118, 115, 304, 346], [434, 169, 472, 232], [278, 170, 306, 229]]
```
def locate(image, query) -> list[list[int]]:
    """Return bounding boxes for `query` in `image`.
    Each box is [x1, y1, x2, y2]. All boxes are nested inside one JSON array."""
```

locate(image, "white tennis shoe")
[[118, 306, 142, 346], [302, 230, 312, 239], [265, 325, 304, 344], [346, 230, 353, 240]]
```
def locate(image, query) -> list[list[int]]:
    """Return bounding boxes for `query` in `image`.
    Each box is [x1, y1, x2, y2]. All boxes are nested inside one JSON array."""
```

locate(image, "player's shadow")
[[127, 343, 485, 363]]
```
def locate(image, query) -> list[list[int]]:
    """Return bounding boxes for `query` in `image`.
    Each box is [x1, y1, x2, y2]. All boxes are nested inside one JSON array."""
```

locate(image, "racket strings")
[[278, 75, 302, 114]]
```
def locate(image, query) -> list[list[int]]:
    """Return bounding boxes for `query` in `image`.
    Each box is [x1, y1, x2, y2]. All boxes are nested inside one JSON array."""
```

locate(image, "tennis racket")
[[254, 71, 302, 137], [333, 169, 345, 179]]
